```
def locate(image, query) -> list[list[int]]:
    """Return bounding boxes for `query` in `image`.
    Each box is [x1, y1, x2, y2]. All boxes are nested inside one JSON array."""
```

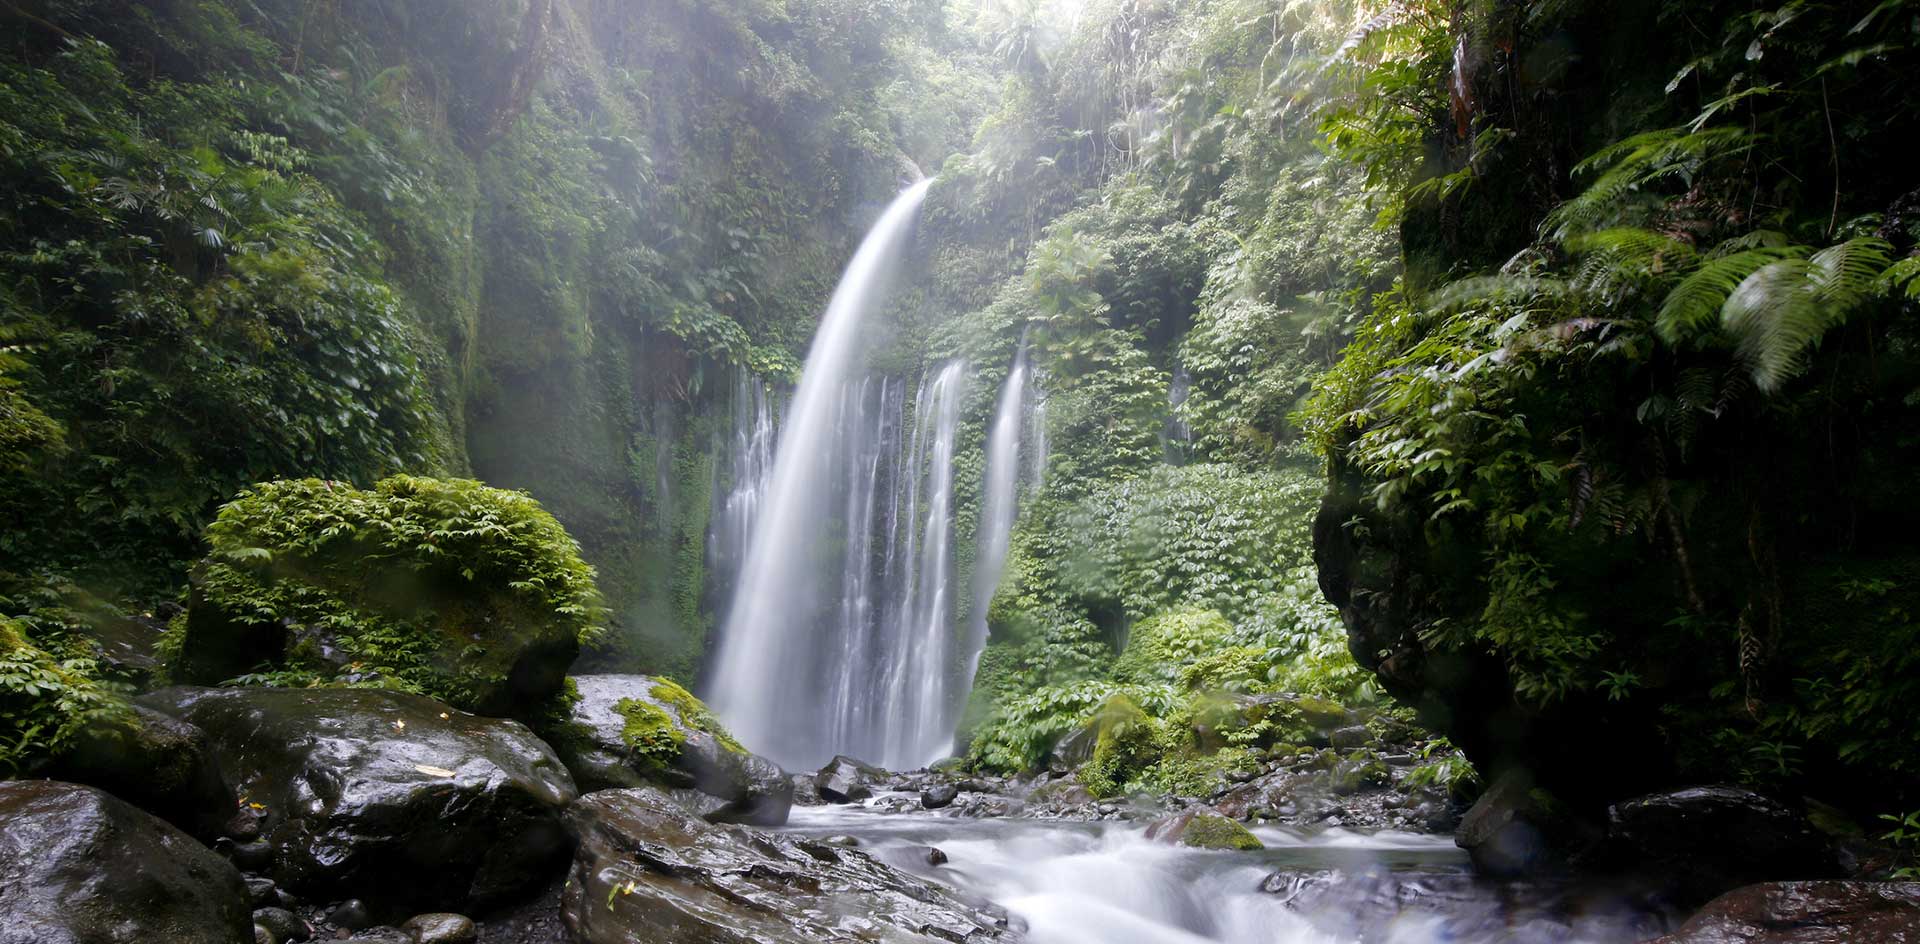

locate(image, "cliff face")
[[1311, 0, 1920, 818], [0, 0, 979, 674]]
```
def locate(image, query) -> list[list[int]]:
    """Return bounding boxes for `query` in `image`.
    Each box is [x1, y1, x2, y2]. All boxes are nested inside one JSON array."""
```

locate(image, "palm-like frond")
[[1564, 227, 1697, 299], [1545, 127, 1756, 238], [1655, 246, 1807, 343], [1716, 237, 1891, 392]]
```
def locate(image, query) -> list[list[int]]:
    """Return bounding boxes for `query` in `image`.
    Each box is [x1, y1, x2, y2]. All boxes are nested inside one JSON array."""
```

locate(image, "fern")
[[1656, 246, 1808, 344], [1545, 127, 1757, 238], [1716, 238, 1891, 392], [1879, 256, 1920, 300]]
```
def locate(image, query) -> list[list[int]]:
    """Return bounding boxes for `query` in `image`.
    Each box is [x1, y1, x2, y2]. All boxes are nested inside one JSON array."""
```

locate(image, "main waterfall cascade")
[[707, 180, 1051, 771]]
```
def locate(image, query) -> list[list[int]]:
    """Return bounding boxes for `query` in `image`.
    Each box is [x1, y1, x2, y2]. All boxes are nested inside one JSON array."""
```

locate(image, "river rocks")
[[251, 907, 307, 942], [549, 674, 792, 826], [1145, 807, 1264, 850], [0, 780, 253, 944], [560, 787, 1016, 943], [48, 702, 230, 836], [401, 913, 478, 944], [922, 781, 960, 809], [815, 753, 886, 803], [1651, 881, 1920, 942], [143, 686, 577, 915], [1608, 786, 1840, 901]]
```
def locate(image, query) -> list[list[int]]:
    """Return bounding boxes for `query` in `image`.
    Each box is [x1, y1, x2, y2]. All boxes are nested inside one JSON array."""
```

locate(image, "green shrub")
[[0, 616, 128, 776]]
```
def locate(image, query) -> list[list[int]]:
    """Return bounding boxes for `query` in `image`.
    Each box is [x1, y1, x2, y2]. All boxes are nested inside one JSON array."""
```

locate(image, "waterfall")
[[707, 369, 778, 627], [963, 341, 1032, 718], [705, 181, 939, 770]]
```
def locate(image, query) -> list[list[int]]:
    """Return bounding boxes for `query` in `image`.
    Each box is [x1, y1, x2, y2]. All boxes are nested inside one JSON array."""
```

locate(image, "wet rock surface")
[[1651, 881, 1920, 943], [561, 786, 1017, 943], [0, 780, 253, 944], [48, 702, 231, 836], [552, 674, 792, 826], [1608, 786, 1840, 902], [815, 753, 887, 803], [143, 686, 577, 916]]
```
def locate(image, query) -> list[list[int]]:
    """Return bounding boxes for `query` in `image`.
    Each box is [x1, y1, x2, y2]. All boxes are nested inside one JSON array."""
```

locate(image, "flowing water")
[[710, 181, 999, 771], [966, 340, 1032, 710], [783, 804, 1675, 944]]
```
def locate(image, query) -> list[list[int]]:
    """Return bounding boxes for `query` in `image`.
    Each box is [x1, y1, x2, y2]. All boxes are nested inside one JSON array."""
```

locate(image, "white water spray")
[[705, 181, 938, 770]]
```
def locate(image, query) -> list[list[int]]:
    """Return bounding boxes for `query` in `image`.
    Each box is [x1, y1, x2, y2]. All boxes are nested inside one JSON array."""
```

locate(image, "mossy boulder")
[[1145, 807, 1265, 851], [547, 674, 792, 826], [171, 476, 604, 720], [1081, 693, 1159, 798]]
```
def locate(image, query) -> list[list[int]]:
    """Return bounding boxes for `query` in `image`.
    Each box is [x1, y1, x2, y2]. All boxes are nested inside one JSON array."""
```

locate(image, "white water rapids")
[[782, 803, 1674, 944]]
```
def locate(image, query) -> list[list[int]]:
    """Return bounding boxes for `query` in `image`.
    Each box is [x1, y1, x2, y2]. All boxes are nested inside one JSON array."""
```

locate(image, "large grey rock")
[[0, 780, 253, 944], [560, 787, 1016, 943], [1047, 722, 1098, 773], [142, 686, 576, 915], [1609, 786, 1839, 902], [814, 754, 885, 803], [1651, 881, 1920, 943], [1455, 769, 1595, 877], [549, 674, 791, 826]]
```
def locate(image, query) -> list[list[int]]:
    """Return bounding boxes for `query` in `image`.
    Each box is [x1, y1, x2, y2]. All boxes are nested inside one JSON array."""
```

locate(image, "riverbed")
[[782, 801, 1679, 944]]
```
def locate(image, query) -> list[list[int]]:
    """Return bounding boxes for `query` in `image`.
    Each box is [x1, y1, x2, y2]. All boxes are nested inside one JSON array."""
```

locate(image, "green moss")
[[1082, 694, 1157, 798], [614, 696, 687, 763], [175, 476, 606, 717], [648, 679, 746, 755], [1179, 812, 1264, 851]]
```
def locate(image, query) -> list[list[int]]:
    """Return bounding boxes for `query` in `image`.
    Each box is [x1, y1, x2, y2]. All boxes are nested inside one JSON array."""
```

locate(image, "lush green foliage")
[[183, 475, 604, 708]]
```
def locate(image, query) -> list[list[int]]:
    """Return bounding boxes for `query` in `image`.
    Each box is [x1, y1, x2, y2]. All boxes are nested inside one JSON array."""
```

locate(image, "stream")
[[781, 800, 1679, 944]]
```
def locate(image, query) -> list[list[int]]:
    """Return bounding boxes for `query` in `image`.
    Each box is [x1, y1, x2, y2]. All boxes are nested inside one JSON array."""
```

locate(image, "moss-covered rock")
[[546, 674, 790, 826], [1081, 693, 1158, 798], [171, 476, 604, 721], [1145, 808, 1265, 851]]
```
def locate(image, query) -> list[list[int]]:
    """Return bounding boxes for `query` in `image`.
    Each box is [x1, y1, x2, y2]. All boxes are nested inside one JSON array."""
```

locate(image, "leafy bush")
[[0, 616, 128, 776]]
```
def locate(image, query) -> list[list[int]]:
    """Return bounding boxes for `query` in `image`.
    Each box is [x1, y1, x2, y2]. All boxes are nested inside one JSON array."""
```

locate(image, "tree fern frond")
[[1565, 227, 1697, 297], [1428, 274, 1568, 311], [1657, 246, 1806, 343], [1722, 258, 1829, 393], [1547, 127, 1756, 238], [1807, 237, 1892, 308]]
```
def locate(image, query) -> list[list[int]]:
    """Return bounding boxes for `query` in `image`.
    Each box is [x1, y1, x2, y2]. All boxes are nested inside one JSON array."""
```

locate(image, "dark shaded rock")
[[1457, 769, 1597, 877], [561, 787, 1015, 943], [815, 754, 885, 803], [143, 687, 576, 915], [245, 876, 279, 907], [880, 845, 949, 869], [1609, 786, 1840, 903], [252, 907, 307, 942], [48, 703, 231, 836], [328, 900, 374, 931], [0, 780, 252, 943], [550, 674, 792, 827], [221, 837, 274, 872], [402, 913, 478, 944], [1651, 881, 1920, 943], [1329, 725, 1372, 750], [1145, 808, 1264, 850], [789, 772, 824, 806], [254, 925, 273, 944], [1047, 722, 1098, 773], [921, 782, 960, 809]]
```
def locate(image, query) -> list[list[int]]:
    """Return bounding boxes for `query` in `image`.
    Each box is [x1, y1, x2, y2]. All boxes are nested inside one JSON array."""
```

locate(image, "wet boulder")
[[142, 686, 576, 915], [48, 702, 231, 837], [1609, 786, 1840, 902], [815, 754, 886, 803], [1145, 807, 1264, 850], [560, 787, 1015, 943], [921, 781, 960, 809], [546, 674, 791, 826], [1046, 721, 1098, 773], [1457, 769, 1600, 877], [1651, 881, 1920, 943], [0, 780, 253, 943]]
